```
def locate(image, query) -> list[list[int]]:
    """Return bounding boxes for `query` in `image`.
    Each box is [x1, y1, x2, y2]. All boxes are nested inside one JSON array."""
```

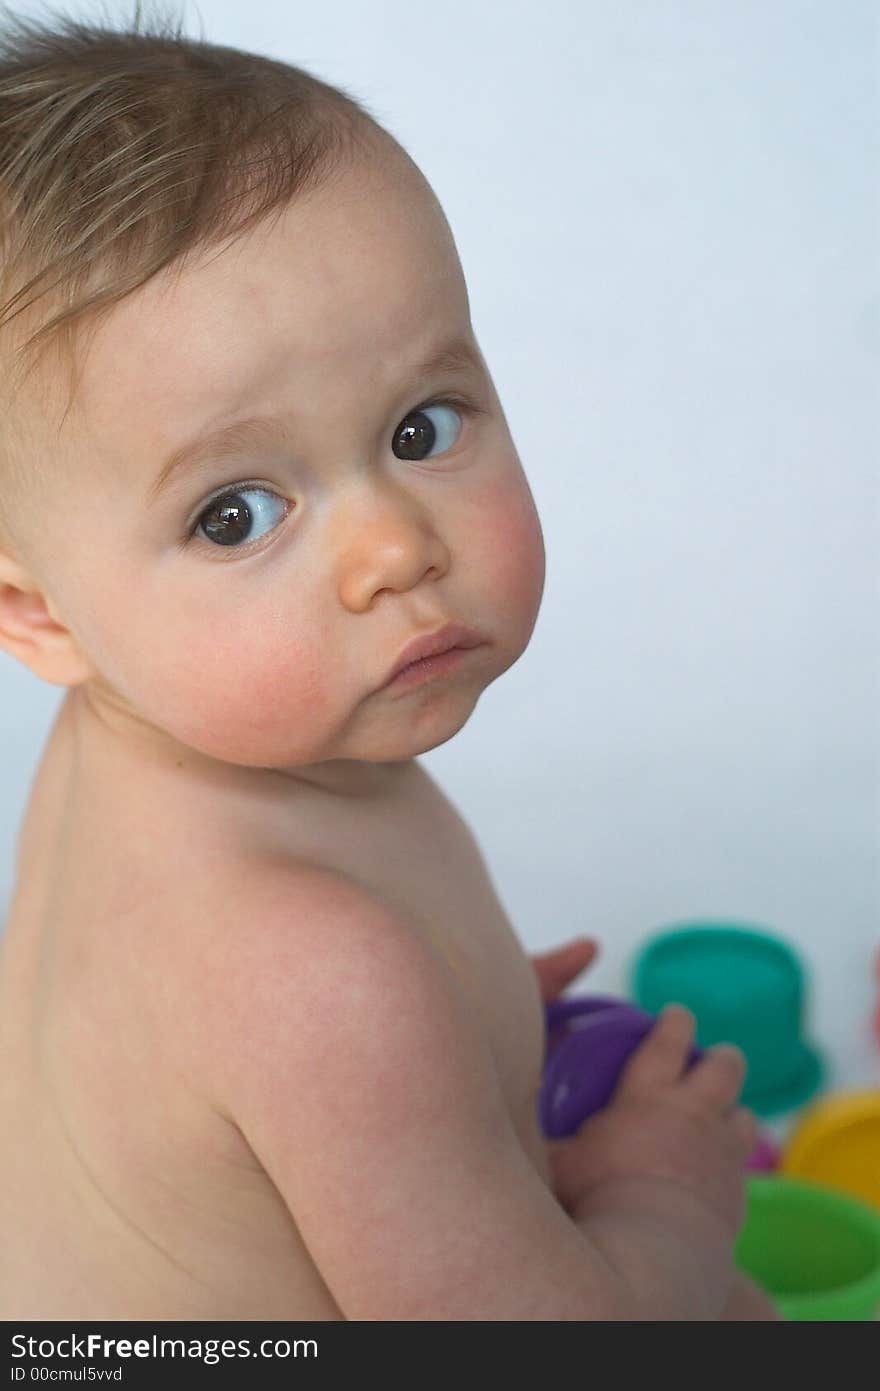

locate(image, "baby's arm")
[[547, 1005, 767, 1318], [207, 864, 748, 1320]]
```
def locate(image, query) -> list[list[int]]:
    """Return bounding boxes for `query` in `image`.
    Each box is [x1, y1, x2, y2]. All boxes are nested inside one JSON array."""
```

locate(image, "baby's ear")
[[0, 550, 94, 687]]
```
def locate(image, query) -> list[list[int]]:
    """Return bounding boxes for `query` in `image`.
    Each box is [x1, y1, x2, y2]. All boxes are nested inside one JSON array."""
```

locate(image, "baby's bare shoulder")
[[184, 853, 457, 1093], [175, 852, 604, 1320]]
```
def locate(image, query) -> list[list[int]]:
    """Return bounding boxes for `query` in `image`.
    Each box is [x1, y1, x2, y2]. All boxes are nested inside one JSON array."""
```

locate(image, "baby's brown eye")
[[194, 487, 286, 549], [201, 496, 250, 545], [392, 403, 463, 462]]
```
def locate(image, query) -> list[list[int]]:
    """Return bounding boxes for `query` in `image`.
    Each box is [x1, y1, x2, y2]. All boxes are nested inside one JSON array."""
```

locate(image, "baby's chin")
[[315, 686, 488, 765], [361, 704, 480, 762]]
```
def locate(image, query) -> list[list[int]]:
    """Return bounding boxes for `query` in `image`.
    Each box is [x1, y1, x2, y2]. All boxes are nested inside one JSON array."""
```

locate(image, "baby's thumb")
[[532, 937, 598, 1002]]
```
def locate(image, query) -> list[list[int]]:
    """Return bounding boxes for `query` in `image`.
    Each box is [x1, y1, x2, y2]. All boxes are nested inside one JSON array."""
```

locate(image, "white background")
[[1, 0, 877, 1121]]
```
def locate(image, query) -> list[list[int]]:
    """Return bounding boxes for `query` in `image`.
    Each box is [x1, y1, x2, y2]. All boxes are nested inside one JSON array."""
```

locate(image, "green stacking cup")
[[630, 921, 823, 1116], [736, 1177, 880, 1320]]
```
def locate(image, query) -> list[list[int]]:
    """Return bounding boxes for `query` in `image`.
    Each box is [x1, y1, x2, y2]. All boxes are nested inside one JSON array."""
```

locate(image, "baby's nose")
[[330, 480, 450, 611]]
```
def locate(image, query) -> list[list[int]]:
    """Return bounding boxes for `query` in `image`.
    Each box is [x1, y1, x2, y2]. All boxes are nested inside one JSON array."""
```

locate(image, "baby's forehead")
[[17, 136, 457, 390], [38, 255, 472, 505], [70, 173, 468, 416]]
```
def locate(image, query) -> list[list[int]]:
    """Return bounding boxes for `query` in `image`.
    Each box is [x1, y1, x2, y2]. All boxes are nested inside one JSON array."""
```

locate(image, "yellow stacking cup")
[[781, 1091, 880, 1211]]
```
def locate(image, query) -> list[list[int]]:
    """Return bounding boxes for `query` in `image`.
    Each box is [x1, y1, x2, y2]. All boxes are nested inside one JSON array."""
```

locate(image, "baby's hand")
[[547, 1004, 758, 1238]]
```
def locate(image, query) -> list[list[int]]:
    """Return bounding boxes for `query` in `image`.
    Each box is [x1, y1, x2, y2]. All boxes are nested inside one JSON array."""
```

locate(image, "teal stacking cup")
[[630, 921, 823, 1117], [736, 1177, 880, 1320]]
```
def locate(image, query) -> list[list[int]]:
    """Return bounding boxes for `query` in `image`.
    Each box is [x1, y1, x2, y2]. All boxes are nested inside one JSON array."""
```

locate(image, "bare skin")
[[0, 688, 553, 1317], [0, 695, 774, 1318], [0, 132, 776, 1319]]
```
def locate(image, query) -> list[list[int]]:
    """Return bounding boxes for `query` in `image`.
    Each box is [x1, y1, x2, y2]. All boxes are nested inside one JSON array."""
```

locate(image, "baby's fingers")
[[614, 1004, 696, 1097], [728, 1105, 761, 1160], [682, 1043, 748, 1111]]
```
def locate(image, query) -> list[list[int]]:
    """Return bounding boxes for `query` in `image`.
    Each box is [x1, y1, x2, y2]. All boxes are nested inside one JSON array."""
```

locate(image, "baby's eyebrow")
[[145, 336, 484, 505]]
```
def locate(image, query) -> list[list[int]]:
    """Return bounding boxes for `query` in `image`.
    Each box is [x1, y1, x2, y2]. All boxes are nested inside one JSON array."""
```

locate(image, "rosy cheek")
[[468, 474, 546, 628], [112, 607, 335, 763]]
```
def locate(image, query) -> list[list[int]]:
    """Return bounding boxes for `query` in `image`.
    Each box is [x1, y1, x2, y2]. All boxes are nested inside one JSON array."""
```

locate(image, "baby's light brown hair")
[[0, 0, 386, 554]]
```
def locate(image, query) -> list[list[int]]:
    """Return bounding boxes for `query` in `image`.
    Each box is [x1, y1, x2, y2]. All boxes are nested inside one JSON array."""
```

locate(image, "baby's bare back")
[[0, 694, 548, 1319]]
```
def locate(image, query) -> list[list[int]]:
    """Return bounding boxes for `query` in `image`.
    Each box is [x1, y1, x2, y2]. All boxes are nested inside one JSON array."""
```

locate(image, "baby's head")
[[0, 5, 545, 784]]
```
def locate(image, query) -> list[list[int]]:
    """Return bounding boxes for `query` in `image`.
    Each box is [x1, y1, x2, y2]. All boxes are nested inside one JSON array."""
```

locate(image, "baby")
[[0, 11, 776, 1320]]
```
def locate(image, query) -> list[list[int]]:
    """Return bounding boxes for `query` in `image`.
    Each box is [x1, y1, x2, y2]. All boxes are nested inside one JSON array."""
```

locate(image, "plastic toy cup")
[[782, 1092, 880, 1210], [630, 921, 823, 1117], [735, 1177, 880, 1321]]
